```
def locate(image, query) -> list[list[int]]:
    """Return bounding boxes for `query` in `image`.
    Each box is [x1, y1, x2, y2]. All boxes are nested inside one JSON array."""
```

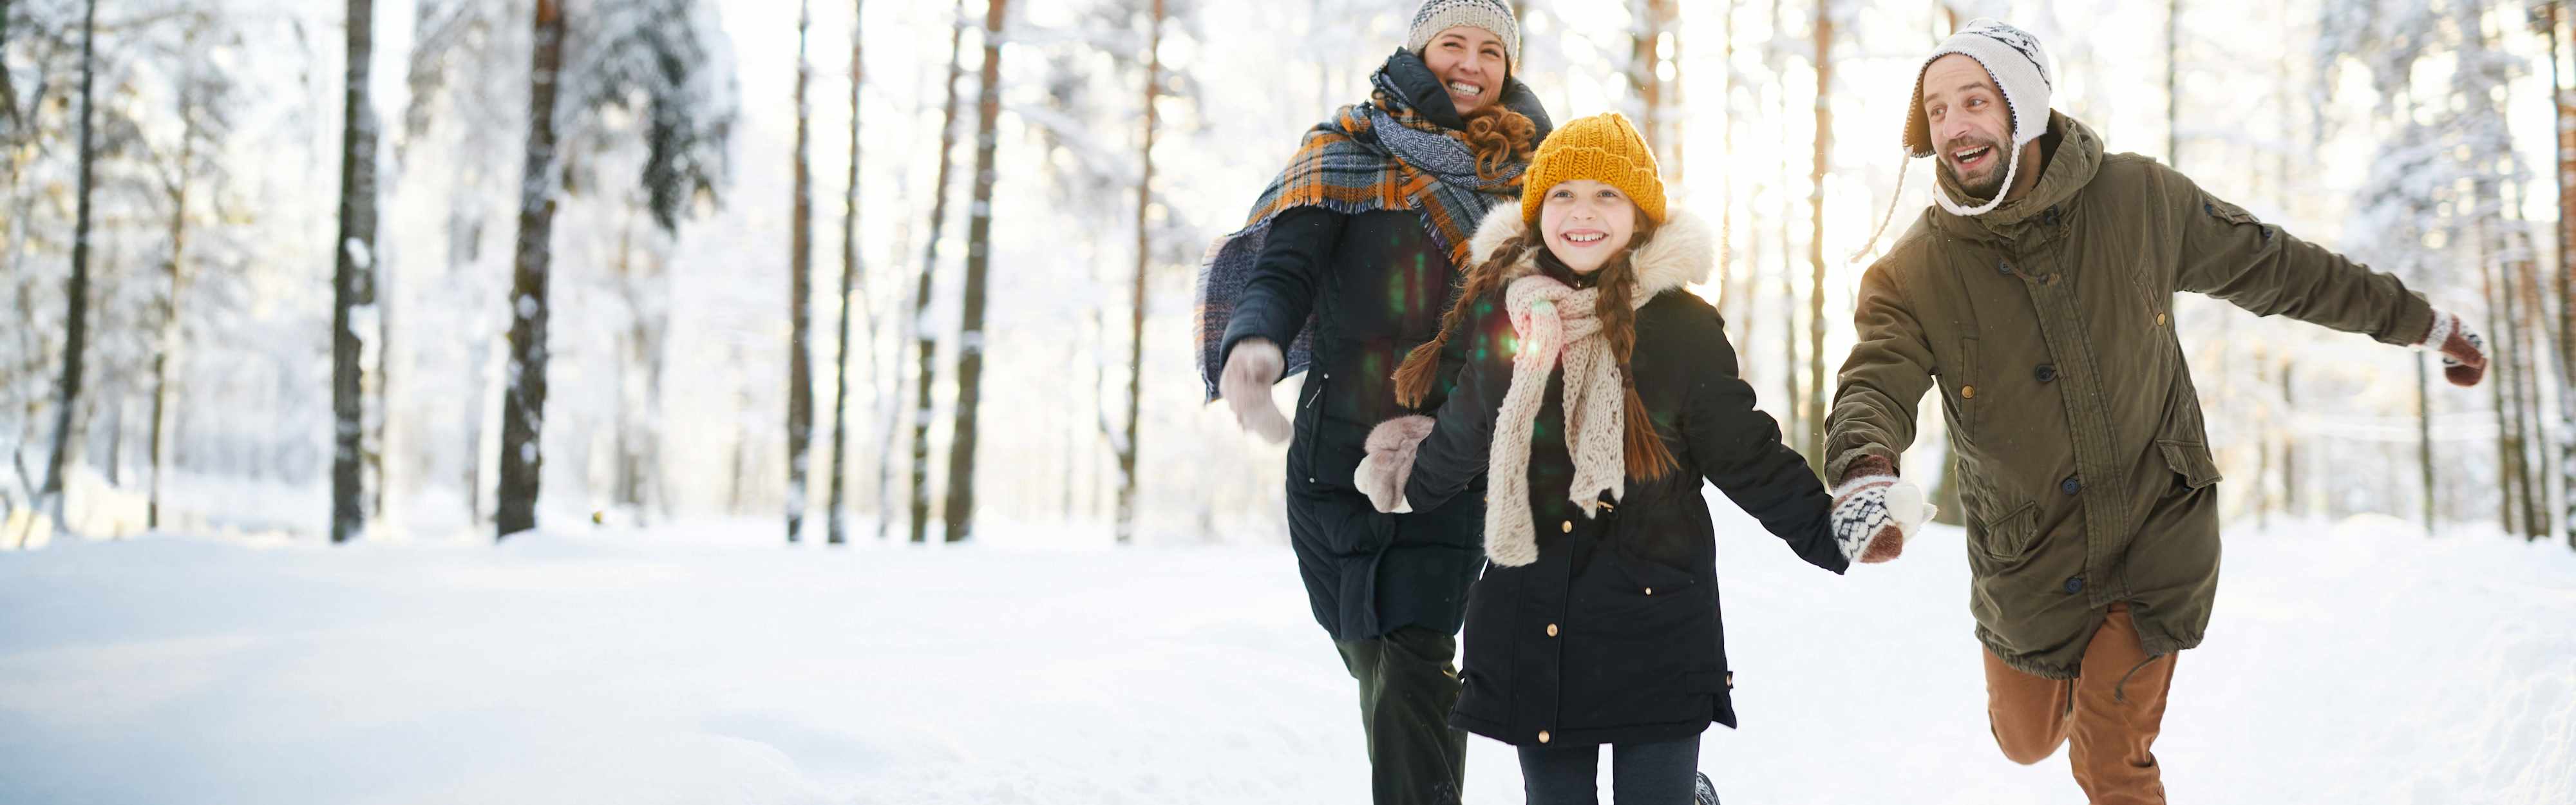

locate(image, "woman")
[[1191, 1, 1551, 802], [1354, 113, 1924, 803]]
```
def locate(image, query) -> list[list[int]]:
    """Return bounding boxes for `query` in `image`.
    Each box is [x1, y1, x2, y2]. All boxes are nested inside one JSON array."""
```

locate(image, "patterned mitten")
[[2418, 310, 2487, 388], [1354, 415, 1435, 513], [1829, 457, 1935, 564]]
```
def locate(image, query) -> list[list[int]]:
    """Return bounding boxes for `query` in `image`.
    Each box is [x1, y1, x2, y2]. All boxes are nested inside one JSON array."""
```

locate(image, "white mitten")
[[1353, 415, 1435, 513], [1221, 339, 1291, 444]]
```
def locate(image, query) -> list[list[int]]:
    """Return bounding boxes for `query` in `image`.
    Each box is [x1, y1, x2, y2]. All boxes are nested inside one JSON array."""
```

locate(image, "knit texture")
[[1902, 18, 2054, 216], [1405, 0, 1520, 66], [1827, 474, 1907, 564], [1520, 112, 1667, 227]]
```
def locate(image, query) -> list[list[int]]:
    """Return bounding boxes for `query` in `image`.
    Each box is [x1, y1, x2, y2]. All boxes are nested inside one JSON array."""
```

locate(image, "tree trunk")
[[1628, 0, 1676, 176], [39, 0, 99, 530], [332, 0, 379, 544], [2164, 0, 2181, 167], [2420, 357, 2436, 535], [909, 0, 970, 544], [1804, 0, 1832, 476], [2554, 2, 2576, 545], [788, 0, 816, 543], [2280, 359, 2297, 516], [2512, 256, 2550, 537], [1773, 0, 1794, 434], [940, 0, 1009, 544], [496, 0, 565, 541], [2479, 223, 2521, 535], [151, 52, 202, 533], [828, 0, 867, 545], [874, 202, 915, 542], [1717, 0, 1738, 343], [1117, 0, 1162, 545]]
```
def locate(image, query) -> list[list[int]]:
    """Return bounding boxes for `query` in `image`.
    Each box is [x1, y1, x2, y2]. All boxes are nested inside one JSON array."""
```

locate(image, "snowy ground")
[[3, 506, 2571, 804]]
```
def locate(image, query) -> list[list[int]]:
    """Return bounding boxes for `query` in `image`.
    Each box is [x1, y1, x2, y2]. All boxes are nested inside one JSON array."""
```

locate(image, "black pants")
[[1333, 626, 1470, 805], [1515, 735, 1701, 805]]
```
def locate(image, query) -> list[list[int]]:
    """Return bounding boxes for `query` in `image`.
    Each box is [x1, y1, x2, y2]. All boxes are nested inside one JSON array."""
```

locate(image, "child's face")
[[1538, 179, 1638, 274]]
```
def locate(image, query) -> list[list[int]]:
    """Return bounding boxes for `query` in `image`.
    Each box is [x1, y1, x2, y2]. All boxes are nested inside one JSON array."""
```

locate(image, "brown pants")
[[1984, 603, 2179, 805]]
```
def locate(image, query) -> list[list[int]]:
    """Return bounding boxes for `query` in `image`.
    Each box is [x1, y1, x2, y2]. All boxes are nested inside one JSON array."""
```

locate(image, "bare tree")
[[1804, 0, 1832, 475], [788, 0, 816, 543], [331, 0, 379, 544], [2553, 1, 2576, 545], [908, 0, 970, 544], [828, 0, 867, 545], [36, 0, 97, 530], [940, 0, 1010, 544], [492, 0, 735, 540], [1113, 0, 1162, 545], [495, 0, 566, 540]]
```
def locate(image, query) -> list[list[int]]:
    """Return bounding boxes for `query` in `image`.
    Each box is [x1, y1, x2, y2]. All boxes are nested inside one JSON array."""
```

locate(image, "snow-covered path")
[[2, 513, 2570, 804]]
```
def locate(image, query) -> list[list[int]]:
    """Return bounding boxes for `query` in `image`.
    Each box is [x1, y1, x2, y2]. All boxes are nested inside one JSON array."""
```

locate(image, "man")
[[1823, 19, 2491, 804]]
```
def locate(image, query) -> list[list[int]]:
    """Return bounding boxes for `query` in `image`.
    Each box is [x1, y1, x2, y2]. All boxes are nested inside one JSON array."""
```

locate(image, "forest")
[[1, 0, 2570, 550]]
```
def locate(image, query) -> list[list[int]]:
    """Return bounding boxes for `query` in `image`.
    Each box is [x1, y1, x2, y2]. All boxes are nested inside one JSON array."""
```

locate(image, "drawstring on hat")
[[1850, 150, 1915, 263]]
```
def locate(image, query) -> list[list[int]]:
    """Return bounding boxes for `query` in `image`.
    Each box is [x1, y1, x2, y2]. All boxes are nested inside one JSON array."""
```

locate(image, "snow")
[[2, 507, 2569, 804]]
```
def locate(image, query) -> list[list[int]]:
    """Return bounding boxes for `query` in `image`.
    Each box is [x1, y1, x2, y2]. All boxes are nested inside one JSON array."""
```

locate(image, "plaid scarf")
[[1194, 52, 1541, 401]]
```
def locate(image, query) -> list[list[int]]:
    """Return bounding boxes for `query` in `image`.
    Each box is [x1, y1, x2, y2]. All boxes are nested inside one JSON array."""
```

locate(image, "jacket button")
[[1643, 587, 1654, 596], [1560, 520, 1573, 533], [1960, 385, 1976, 399], [1538, 730, 1551, 744], [2043, 206, 2061, 226], [2034, 364, 2058, 383], [2061, 475, 2082, 495], [1995, 259, 2012, 275], [2155, 312, 2168, 327], [1546, 623, 1559, 637], [2065, 576, 2085, 594]]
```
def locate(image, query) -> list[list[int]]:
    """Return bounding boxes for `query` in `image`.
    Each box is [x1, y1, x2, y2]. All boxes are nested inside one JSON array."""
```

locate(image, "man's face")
[[1920, 54, 2013, 199]]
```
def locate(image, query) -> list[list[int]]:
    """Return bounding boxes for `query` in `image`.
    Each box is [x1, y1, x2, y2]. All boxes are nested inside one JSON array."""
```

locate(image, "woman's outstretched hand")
[[1222, 339, 1293, 444]]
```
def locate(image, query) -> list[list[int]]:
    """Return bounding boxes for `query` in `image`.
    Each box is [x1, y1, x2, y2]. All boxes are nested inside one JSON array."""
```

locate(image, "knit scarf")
[[1192, 49, 1549, 401], [1482, 272, 1638, 567]]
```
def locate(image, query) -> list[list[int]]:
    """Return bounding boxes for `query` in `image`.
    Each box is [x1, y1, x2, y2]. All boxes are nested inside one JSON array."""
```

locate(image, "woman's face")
[[1539, 180, 1638, 275], [1422, 26, 1506, 115]]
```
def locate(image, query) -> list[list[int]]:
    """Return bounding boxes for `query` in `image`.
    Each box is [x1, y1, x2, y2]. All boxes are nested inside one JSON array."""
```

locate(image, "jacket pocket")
[[1969, 500, 2041, 565], [2156, 439, 2223, 490], [1942, 335, 1982, 434], [1607, 547, 1700, 596]]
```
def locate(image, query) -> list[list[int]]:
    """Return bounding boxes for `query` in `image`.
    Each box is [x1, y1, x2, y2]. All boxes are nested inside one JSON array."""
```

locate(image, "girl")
[[1354, 112, 1926, 803]]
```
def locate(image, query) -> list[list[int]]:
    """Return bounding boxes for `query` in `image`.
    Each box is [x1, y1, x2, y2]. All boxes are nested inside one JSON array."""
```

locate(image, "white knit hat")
[[1404, 0, 1520, 69], [1902, 18, 2054, 216]]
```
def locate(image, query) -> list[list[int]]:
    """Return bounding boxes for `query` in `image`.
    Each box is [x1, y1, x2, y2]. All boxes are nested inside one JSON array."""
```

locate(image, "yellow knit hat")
[[1520, 112, 1666, 227]]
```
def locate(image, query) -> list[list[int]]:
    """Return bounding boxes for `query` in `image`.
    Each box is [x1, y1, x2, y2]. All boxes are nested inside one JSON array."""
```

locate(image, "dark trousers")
[[1334, 626, 1470, 805], [1515, 735, 1701, 805]]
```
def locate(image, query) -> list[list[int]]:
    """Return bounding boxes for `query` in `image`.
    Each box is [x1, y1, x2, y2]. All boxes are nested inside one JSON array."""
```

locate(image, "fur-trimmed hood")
[[1463, 203, 1715, 299]]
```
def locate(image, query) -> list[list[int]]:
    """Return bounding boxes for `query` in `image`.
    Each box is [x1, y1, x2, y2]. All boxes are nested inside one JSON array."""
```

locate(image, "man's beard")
[[1938, 138, 2010, 201]]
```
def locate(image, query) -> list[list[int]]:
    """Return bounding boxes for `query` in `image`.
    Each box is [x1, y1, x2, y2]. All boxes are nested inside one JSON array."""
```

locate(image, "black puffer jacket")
[[1221, 54, 1553, 642], [1398, 207, 1847, 747]]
